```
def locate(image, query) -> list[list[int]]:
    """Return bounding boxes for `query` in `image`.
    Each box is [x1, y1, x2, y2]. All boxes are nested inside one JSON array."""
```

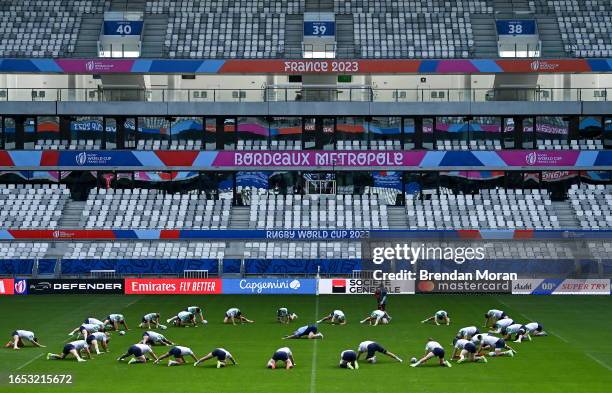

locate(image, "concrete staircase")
[[335, 14, 356, 58], [494, 0, 531, 14], [109, 0, 146, 12], [229, 206, 250, 229], [552, 201, 581, 229], [470, 14, 499, 58], [58, 201, 86, 229], [305, 0, 334, 12], [72, 14, 104, 57], [141, 14, 167, 57], [387, 206, 409, 229], [284, 14, 304, 58], [535, 15, 566, 57]]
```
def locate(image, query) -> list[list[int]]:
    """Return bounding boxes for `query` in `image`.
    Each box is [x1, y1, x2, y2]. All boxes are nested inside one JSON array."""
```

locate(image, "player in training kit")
[[194, 348, 237, 368], [185, 306, 206, 324], [484, 309, 507, 327], [5, 330, 45, 350], [451, 338, 487, 364], [141, 331, 174, 346], [86, 332, 110, 354], [473, 334, 515, 357], [360, 310, 392, 326], [490, 317, 514, 334], [68, 317, 105, 336], [155, 346, 198, 366], [411, 339, 452, 368], [357, 340, 403, 363], [104, 314, 129, 331], [167, 311, 196, 327], [47, 340, 90, 362], [518, 322, 547, 342], [72, 323, 101, 338], [267, 347, 295, 369], [339, 350, 359, 369], [374, 285, 388, 311], [277, 307, 298, 324], [224, 308, 254, 325], [283, 324, 323, 339], [117, 343, 158, 364], [317, 310, 346, 325], [421, 310, 451, 325], [501, 323, 528, 342], [139, 313, 162, 329], [456, 326, 480, 340]]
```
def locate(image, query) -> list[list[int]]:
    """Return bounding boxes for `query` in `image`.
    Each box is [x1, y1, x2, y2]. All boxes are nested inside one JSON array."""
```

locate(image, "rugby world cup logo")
[[76, 152, 87, 166], [530, 60, 540, 71], [14, 279, 27, 294], [525, 151, 537, 166], [85, 61, 95, 72]]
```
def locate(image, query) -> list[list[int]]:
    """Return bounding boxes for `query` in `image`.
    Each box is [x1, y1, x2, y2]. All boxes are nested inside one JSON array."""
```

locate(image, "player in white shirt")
[[68, 317, 105, 336], [5, 330, 45, 350], [224, 308, 254, 325], [317, 310, 346, 325], [283, 324, 323, 339], [167, 311, 196, 327], [456, 326, 480, 340], [141, 331, 174, 346], [86, 332, 110, 354], [360, 310, 392, 326], [277, 307, 298, 324], [484, 309, 507, 327], [451, 338, 487, 364], [47, 340, 90, 362], [194, 348, 237, 368], [139, 313, 162, 329], [185, 306, 207, 323], [339, 349, 359, 369], [104, 314, 129, 331], [410, 339, 451, 368], [117, 343, 158, 364], [155, 346, 198, 366], [517, 322, 547, 342], [357, 340, 403, 363], [267, 347, 295, 369], [490, 317, 514, 334], [421, 310, 451, 325], [502, 323, 528, 342], [472, 334, 515, 357]]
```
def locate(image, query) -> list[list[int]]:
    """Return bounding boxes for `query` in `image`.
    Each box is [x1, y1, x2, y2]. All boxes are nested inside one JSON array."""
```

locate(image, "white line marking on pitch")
[[309, 295, 320, 393], [586, 353, 612, 371], [16, 353, 44, 370], [496, 299, 570, 343], [124, 297, 142, 308]]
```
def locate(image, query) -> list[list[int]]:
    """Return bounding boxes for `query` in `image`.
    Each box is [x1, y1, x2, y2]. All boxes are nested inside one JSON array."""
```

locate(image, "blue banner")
[[237, 171, 269, 189], [496, 20, 537, 35], [103, 21, 143, 36], [222, 278, 317, 295], [304, 21, 335, 37], [373, 171, 402, 191]]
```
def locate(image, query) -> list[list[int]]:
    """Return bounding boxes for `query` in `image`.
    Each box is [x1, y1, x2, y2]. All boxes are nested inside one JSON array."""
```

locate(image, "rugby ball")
[[410, 357, 417, 364], [119, 330, 126, 336], [160, 325, 167, 330], [203, 320, 208, 324], [367, 356, 377, 363]]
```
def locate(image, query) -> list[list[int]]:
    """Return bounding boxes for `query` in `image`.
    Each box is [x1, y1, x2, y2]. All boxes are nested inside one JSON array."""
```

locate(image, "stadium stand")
[[244, 241, 362, 259], [568, 184, 612, 229], [0, 184, 68, 229], [0, 242, 50, 259], [64, 241, 225, 259]]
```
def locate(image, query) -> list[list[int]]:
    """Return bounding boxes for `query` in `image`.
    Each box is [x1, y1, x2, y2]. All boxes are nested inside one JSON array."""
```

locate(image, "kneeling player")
[[502, 323, 528, 342], [473, 334, 515, 357], [520, 322, 547, 342], [410, 339, 451, 368], [421, 310, 450, 326], [456, 326, 480, 340], [194, 348, 237, 368], [68, 317, 105, 336], [283, 324, 323, 339], [317, 309, 346, 325], [47, 340, 90, 362], [484, 309, 507, 327], [277, 308, 298, 324], [490, 317, 513, 334], [339, 349, 359, 370], [72, 323, 101, 338], [451, 338, 487, 364], [5, 330, 45, 350], [86, 332, 110, 355], [224, 308, 254, 325], [267, 347, 295, 369], [186, 306, 207, 324], [357, 340, 403, 363], [155, 346, 198, 366], [167, 311, 196, 327], [104, 314, 129, 331], [360, 310, 392, 326], [141, 331, 174, 346], [117, 343, 158, 364], [139, 313, 162, 329]]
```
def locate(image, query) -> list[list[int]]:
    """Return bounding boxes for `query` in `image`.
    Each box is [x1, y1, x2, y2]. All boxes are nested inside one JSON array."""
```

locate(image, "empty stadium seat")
[[0, 184, 69, 229]]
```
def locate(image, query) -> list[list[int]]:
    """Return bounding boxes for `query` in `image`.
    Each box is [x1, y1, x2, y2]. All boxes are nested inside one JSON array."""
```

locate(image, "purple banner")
[[55, 59, 136, 73], [498, 151, 581, 167]]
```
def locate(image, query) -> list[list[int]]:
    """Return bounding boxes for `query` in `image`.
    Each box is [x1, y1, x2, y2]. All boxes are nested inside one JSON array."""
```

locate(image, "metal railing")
[[0, 87, 609, 103]]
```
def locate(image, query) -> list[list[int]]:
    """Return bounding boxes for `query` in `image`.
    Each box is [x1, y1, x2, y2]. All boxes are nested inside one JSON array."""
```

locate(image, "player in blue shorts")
[[515, 322, 547, 342], [283, 324, 323, 339], [277, 307, 298, 324], [167, 311, 197, 327], [410, 338, 452, 368], [139, 313, 162, 329], [473, 334, 515, 357], [357, 340, 403, 363], [194, 348, 237, 368], [339, 349, 359, 369], [484, 309, 506, 327], [141, 331, 174, 346], [6, 330, 45, 350], [155, 346, 198, 366], [117, 343, 158, 364], [421, 310, 451, 325], [224, 308, 254, 325], [456, 325, 480, 340], [104, 314, 129, 332], [86, 332, 110, 354], [317, 309, 346, 325], [47, 340, 90, 362], [267, 347, 295, 369], [451, 338, 487, 364]]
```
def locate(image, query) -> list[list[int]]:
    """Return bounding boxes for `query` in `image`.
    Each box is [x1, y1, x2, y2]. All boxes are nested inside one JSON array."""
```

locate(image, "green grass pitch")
[[1, 294, 611, 392]]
